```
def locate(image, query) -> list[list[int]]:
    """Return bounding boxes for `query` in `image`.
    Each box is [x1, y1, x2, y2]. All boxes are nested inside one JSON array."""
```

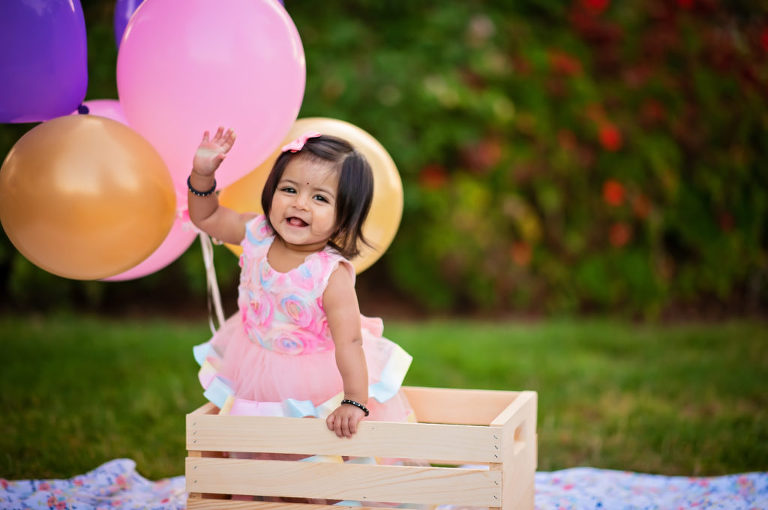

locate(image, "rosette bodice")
[[237, 215, 354, 355]]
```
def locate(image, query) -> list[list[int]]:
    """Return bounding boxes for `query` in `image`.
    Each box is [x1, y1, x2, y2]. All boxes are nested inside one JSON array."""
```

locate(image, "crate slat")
[[186, 497, 390, 510], [188, 415, 502, 463], [186, 457, 502, 506]]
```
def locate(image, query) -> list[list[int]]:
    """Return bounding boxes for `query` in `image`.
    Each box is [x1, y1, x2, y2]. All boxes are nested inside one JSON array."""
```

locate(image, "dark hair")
[[261, 134, 374, 259]]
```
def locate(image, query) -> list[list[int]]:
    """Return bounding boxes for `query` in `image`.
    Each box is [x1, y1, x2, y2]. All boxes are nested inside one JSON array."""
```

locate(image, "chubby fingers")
[[212, 126, 236, 152], [327, 413, 348, 438], [326, 411, 360, 438], [326, 413, 340, 437], [223, 128, 236, 150], [341, 415, 353, 437]]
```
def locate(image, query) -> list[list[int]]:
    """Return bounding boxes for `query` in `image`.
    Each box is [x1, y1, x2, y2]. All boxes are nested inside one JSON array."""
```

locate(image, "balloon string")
[[199, 232, 225, 335]]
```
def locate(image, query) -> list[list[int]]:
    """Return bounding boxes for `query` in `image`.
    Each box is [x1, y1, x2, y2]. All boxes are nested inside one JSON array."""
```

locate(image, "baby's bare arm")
[[324, 266, 368, 437], [188, 127, 256, 243]]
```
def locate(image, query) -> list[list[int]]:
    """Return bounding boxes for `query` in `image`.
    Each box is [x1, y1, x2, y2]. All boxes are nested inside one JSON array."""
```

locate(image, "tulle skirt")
[[195, 313, 414, 421]]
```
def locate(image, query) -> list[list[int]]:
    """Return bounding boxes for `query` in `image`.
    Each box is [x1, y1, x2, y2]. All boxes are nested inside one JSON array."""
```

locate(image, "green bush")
[[1, 1, 766, 316]]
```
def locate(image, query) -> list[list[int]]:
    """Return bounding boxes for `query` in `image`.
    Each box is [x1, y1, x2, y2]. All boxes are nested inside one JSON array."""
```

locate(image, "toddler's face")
[[269, 158, 339, 251]]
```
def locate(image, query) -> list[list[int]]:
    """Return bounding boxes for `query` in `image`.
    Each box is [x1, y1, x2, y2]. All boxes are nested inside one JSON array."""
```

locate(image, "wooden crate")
[[186, 386, 537, 509]]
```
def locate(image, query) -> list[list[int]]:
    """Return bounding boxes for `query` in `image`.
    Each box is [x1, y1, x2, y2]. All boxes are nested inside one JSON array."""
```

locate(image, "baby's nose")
[[295, 193, 310, 209]]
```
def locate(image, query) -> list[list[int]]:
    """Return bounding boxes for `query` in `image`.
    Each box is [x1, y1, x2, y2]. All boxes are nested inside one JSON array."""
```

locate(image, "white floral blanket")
[[1, 459, 766, 509]]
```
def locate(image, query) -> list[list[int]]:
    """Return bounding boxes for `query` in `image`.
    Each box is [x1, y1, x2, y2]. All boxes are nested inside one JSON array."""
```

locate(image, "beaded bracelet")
[[341, 399, 370, 416], [187, 175, 217, 197]]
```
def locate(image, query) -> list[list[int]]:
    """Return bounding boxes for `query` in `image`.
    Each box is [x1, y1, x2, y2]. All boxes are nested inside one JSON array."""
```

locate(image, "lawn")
[[1, 314, 766, 481]]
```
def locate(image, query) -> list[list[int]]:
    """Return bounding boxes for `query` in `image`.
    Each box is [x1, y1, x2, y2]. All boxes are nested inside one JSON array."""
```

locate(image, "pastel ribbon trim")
[[197, 360, 217, 389], [369, 343, 412, 403], [202, 376, 234, 409], [193, 342, 211, 366], [229, 400, 284, 417]]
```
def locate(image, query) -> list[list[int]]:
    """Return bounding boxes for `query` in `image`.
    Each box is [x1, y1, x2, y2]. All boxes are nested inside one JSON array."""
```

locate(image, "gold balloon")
[[0, 115, 176, 280], [219, 117, 403, 274]]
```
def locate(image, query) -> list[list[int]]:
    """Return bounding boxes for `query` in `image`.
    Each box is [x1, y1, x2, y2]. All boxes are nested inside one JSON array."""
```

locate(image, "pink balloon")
[[104, 194, 198, 281], [116, 0, 305, 191], [71, 99, 128, 124]]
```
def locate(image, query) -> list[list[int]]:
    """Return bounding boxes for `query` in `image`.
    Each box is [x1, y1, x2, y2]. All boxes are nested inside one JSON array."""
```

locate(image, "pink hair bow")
[[281, 131, 322, 153]]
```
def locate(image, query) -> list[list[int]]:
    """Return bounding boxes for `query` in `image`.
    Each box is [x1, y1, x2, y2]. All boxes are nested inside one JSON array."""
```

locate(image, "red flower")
[[511, 242, 532, 267], [609, 222, 632, 247], [582, 0, 609, 13], [677, 0, 694, 9], [419, 164, 448, 190], [598, 123, 622, 151], [549, 51, 583, 76], [462, 138, 503, 173], [603, 179, 625, 206], [761, 28, 768, 53]]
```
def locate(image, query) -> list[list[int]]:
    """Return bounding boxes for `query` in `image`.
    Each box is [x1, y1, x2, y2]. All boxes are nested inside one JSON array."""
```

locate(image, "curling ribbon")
[[199, 232, 225, 334]]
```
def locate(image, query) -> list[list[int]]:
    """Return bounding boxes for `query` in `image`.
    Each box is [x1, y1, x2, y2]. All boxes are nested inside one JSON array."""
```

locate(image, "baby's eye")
[[313, 194, 329, 203], [279, 186, 296, 194]]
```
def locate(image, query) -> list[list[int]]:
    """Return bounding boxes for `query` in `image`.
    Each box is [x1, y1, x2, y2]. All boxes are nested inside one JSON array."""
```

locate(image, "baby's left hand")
[[326, 404, 366, 438]]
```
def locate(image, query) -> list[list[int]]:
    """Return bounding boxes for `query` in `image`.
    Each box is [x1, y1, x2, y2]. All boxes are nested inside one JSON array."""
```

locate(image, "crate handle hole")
[[513, 421, 526, 455]]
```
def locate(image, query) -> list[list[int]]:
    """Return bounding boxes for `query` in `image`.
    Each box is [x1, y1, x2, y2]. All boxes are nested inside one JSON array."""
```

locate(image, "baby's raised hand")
[[192, 127, 236, 176]]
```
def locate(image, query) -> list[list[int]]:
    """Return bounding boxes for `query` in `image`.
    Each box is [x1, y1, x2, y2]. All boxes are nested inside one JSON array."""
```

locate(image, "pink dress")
[[194, 215, 414, 421]]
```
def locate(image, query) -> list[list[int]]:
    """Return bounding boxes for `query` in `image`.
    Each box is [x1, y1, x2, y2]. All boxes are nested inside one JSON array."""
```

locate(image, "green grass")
[[1, 314, 766, 481]]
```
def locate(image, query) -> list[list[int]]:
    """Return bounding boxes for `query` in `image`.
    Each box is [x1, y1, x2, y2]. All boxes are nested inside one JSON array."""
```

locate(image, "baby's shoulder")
[[313, 249, 355, 289]]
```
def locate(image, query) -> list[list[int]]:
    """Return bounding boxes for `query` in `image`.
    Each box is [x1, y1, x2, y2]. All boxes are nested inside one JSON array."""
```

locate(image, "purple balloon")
[[114, 0, 144, 47], [0, 0, 88, 124]]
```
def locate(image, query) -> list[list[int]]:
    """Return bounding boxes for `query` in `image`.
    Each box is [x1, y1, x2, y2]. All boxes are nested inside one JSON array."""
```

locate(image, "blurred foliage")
[[1, 0, 767, 317]]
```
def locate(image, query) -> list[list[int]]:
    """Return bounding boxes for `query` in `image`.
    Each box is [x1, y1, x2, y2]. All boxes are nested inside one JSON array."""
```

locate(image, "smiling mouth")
[[287, 217, 308, 227]]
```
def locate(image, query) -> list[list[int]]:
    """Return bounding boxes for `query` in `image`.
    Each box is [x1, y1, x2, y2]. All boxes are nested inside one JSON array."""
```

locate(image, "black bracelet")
[[187, 175, 217, 197], [341, 399, 369, 416]]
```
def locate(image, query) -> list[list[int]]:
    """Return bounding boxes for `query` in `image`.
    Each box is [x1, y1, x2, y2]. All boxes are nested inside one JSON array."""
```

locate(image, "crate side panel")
[[187, 415, 502, 463], [504, 480, 535, 510], [490, 391, 536, 427], [186, 457, 502, 506], [403, 386, 520, 425], [499, 392, 537, 510]]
